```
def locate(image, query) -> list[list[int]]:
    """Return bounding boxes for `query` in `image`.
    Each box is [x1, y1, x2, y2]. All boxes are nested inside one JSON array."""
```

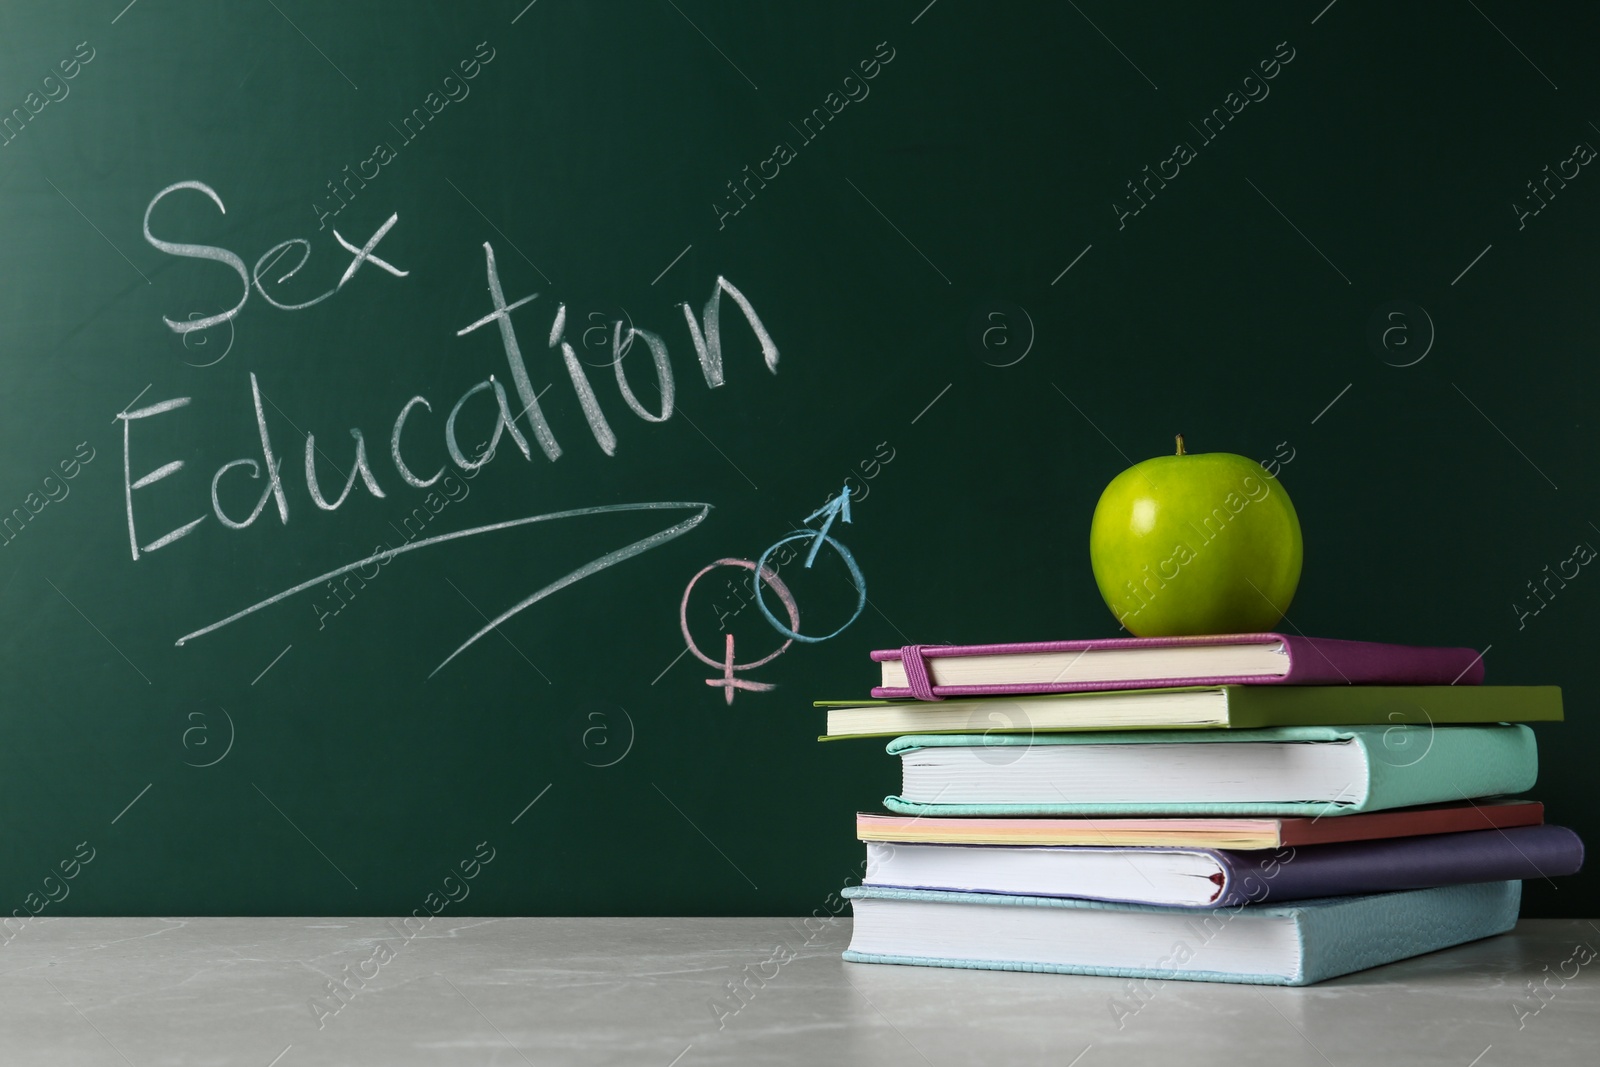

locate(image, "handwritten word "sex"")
[[143, 180, 408, 335]]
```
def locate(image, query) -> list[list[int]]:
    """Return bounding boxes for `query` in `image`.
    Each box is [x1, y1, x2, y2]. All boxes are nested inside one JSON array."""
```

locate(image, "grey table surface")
[[0, 916, 1595, 1066]]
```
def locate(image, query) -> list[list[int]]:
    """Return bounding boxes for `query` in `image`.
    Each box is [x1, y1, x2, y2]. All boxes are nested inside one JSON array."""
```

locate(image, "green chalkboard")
[[1, 1, 1595, 921]]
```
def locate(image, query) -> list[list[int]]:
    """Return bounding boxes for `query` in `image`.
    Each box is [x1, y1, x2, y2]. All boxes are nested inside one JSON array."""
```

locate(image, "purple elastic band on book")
[[899, 645, 943, 701]]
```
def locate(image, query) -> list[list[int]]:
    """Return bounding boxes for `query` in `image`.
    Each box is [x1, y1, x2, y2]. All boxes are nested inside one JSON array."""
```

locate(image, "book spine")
[[1281, 635, 1487, 685], [1212, 849, 1273, 907], [1292, 881, 1520, 984], [1356, 724, 1538, 812], [1225, 685, 1565, 729], [1222, 826, 1581, 904]]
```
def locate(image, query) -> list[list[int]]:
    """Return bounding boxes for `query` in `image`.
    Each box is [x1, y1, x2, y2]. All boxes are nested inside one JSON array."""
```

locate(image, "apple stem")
[[1175, 434, 1186, 456]]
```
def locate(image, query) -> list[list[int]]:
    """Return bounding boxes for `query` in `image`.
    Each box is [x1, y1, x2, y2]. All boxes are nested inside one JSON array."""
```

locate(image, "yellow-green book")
[[816, 685, 1562, 740]]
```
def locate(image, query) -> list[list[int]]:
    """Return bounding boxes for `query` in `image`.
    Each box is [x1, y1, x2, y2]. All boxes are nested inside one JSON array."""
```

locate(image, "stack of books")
[[822, 633, 1584, 986]]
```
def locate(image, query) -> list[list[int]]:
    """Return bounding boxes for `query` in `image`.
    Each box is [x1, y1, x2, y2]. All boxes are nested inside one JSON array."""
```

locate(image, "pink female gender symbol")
[[679, 558, 802, 704]]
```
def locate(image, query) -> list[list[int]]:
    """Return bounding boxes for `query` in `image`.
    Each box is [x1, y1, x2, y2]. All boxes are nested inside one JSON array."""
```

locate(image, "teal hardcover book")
[[882, 724, 1537, 816], [842, 881, 1521, 985]]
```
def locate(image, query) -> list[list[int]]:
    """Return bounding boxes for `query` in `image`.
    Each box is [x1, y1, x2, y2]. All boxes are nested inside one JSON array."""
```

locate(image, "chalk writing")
[[678, 487, 867, 702], [799, 484, 852, 567], [140, 179, 783, 674], [313, 462, 483, 631], [680, 558, 799, 704], [754, 529, 866, 644], [178, 502, 712, 677], [143, 181, 409, 334], [178, 309, 235, 367]]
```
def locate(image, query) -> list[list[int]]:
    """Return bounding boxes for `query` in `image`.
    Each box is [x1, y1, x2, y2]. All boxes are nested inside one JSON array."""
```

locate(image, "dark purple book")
[[860, 825, 1584, 908], [1217, 825, 1585, 907]]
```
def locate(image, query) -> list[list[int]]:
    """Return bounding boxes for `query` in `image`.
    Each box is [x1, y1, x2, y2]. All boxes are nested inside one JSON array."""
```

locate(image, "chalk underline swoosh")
[[426, 503, 713, 677], [174, 502, 714, 676]]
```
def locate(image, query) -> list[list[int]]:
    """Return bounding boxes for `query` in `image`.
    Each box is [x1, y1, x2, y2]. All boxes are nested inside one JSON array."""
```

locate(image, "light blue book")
[[882, 724, 1537, 817], [842, 881, 1521, 986]]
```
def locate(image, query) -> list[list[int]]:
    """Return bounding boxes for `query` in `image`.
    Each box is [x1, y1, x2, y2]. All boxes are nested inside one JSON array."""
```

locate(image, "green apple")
[[1089, 435, 1302, 636]]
